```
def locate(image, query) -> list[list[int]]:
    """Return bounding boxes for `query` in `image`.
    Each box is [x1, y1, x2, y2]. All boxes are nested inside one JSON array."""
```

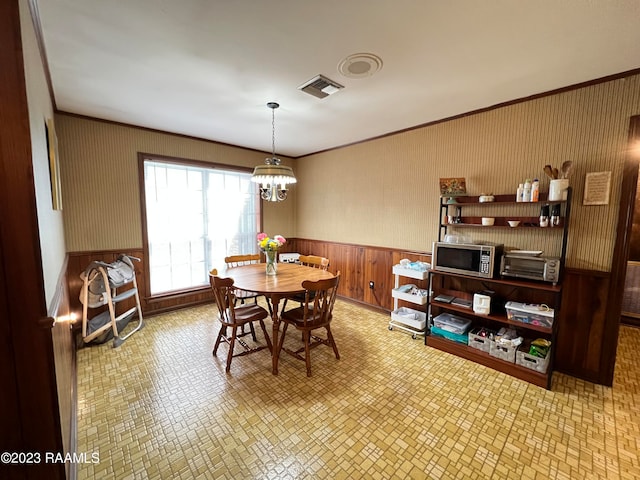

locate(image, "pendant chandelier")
[[251, 102, 297, 202]]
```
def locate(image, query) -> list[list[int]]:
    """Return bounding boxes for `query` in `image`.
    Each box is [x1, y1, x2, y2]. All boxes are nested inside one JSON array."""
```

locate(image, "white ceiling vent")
[[298, 74, 344, 99], [338, 53, 383, 78]]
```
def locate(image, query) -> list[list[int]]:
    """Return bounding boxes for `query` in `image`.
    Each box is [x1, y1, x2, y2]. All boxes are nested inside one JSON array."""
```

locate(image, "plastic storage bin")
[[390, 307, 426, 331], [430, 326, 469, 344], [392, 285, 429, 305], [505, 302, 554, 328], [392, 264, 429, 280], [432, 313, 472, 334]]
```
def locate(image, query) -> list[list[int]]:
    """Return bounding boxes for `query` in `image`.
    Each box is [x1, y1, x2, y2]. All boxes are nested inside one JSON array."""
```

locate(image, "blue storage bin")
[[430, 325, 469, 344]]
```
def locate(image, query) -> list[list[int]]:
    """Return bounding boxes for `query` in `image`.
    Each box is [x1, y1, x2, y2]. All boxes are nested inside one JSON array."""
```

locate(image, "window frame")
[[137, 152, 262, 302]]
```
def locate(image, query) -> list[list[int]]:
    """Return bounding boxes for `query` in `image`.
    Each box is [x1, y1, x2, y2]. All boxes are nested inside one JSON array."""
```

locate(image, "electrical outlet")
[[369, 281, 374, 289]]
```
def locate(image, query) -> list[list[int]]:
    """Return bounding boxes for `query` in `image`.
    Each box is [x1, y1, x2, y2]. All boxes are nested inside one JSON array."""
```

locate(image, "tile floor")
[[76, 300, 640, 479]]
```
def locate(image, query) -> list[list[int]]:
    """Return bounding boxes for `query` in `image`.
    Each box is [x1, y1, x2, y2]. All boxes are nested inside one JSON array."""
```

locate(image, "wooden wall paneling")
[[0, 238, 23, 479], [49, 260, 75, 479], [292, 239, 364, 300], [330, 243, 365, 301], [288, 239, 305, 257], [292, 238, 326, 259], [67, 249, 145, 318], [292, 238, 308, 256], [66, 239, 616, 386], [363, 248, 394, 309], [67, 249, 214, 321], [554, 269, 610, 383], [145, 288, 213, 315], [391, 251, 432, 265], [307, 240, 330, 260], [290, 239, 432, 310], [629, 173, 640, 261], [51, 325, 74, 477], [318, 240, 341, 277]]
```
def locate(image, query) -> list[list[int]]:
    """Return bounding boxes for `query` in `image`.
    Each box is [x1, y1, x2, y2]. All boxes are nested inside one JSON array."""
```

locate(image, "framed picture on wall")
[[45, 118, 62, 210], [439, 177, 467, 197], [583, 171, 611, 206]]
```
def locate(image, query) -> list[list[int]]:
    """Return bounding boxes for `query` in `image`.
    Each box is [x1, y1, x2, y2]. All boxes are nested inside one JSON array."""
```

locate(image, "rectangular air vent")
[[298, 74, 344, 99]]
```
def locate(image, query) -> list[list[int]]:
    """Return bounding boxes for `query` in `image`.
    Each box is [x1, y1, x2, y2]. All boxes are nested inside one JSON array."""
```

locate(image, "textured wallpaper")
[[55, 116, 296, 251], [21, 0, 67, 308], [296, 75, 640, 271], [57, 75, 640, 271]]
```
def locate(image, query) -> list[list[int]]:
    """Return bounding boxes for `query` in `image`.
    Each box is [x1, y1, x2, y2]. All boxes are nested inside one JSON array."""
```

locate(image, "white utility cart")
[[389, 263, 429, 339]]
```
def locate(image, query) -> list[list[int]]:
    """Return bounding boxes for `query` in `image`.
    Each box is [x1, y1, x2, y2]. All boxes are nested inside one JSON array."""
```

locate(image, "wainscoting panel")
[[67, 249, 214, 319], [67, 250, 144, 319], [363, 248, 394, 308], [67, 242, 617, 384], [49, 258, 76, 479], [554, 268, 611, 384], [290, 239, 367, 301], [290, 239, 431, 311]]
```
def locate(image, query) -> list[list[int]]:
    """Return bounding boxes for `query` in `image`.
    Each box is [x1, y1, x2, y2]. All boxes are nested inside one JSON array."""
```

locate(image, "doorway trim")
[[602, 115, 640, 385]]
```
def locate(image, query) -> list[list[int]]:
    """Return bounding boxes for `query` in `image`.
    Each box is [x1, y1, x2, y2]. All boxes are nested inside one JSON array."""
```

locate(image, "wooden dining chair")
[[225, 253, 262, 306], [282, 254, 330, 311], [225, 253, 273, 324], [210, 274, 272, 372], [277, 271, 341, 377]]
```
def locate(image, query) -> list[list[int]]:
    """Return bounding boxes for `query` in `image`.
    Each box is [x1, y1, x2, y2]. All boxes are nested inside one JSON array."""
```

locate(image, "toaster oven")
[[500, 254, 561, 285]]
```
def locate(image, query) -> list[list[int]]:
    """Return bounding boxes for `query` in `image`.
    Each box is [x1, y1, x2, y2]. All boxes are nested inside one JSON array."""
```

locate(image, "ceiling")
[[37, 0, 640, 158]]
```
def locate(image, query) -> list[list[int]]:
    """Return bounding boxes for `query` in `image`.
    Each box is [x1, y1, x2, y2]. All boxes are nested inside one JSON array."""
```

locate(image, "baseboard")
[[621, 315, 640, 327], [337, 295, 389, 315]]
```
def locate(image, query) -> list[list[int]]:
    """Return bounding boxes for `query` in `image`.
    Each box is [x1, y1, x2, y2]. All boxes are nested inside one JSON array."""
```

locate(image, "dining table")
[[224, 262, 335, 374]]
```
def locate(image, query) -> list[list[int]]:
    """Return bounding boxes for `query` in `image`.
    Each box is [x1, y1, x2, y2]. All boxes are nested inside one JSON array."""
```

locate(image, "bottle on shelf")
[[516, 183, 524, 202], [531, 178, 540, 202], [551, 204, 561, 227], [523, 179, 532, 202], [539, 204, 550, 227]]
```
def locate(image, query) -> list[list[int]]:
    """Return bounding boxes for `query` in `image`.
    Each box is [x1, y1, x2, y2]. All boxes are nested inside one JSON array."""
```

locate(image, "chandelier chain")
[[251, 101, 294, 202], [271, 107, 276, 157]]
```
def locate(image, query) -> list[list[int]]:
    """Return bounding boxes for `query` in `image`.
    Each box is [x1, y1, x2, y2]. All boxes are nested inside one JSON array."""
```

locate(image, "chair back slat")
[[299, 255, 329, 270], [301, 272, 340, 326], [225, 253, 261, 268], [210, 275, 236, 324]]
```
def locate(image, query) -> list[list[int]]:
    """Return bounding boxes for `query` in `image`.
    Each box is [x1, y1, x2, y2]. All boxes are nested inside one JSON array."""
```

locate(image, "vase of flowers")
[[257, 233, 286, 276]]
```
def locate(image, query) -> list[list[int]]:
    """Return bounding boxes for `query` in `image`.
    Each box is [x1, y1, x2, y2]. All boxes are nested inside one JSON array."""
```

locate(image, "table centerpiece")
[[257, 233, 286, 275]]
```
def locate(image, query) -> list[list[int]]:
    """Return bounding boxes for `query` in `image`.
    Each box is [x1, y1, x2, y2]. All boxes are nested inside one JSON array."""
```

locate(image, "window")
[[141, 157, 260, 295]]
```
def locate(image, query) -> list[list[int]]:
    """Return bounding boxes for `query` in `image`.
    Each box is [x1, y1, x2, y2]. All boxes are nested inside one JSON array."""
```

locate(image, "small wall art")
[[45, 118, 62, 210], [439, 177, 467, 197], [583, 171, 611, 206]]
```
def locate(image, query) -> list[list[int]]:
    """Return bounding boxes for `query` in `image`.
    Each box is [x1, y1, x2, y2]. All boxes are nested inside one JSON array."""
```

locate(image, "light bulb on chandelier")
[[251, 102, 296, 202]]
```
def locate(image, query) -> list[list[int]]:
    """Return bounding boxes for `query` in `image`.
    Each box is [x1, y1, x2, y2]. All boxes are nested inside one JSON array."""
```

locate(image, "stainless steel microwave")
[[432, 242, 504, 278]]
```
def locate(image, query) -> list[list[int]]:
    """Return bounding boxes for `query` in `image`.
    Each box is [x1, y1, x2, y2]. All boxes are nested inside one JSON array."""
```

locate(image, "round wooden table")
[[225, 262, 335, 374]]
